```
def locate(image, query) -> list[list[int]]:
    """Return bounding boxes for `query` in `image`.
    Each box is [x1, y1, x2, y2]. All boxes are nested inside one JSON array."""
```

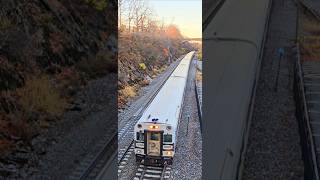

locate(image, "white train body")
[[134, 51, 195, 165]]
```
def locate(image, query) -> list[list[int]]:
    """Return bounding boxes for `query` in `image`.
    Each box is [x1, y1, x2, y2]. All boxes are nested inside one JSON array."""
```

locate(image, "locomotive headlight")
[[166, 126, 172, 130], [135, 149, 143, 154], [149, 125, 159, 129], [163, 151, 174, 156]]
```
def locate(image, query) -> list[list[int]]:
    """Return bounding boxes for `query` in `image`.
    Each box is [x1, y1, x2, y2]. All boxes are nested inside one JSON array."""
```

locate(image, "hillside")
[[0, 0, 116, 177], [118, 31, 197, 107]]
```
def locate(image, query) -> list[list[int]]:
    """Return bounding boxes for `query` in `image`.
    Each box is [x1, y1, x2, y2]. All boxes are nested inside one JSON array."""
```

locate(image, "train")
[[134, 51, 195, 165], [203, 0, 272, 179]]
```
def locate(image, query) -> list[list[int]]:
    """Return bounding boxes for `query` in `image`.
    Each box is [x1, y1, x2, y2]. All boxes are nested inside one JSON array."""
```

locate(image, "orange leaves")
[[165, 25, 182, 39], [163, 48, 169, 57]]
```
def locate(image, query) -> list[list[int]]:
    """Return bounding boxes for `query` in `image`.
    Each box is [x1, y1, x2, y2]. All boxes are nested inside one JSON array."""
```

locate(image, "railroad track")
[[133, 164, 171, 180], [294, 3, 320, 179], [118, 140, 134, 173], [70, 129, 117, 180]]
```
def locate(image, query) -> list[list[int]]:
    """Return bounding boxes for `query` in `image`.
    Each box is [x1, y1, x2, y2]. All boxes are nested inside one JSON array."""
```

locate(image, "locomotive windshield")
[[136, 132, 144, 141], [150, 133, 160, 141]]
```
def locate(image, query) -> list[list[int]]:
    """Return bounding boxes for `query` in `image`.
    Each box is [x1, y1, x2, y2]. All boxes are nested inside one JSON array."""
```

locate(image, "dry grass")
[[118, 85, 137, 108], [302, 15, 320, 34], [4, 116, 36, 141], [16, 75, 68, 117], [196, 71, 202, 82], [0, 116, 35, 154], [300, 37, 320, 61], [151, 66, 167, 77], [0, 139, 13, 158], [54, 67, 84, 98], [299, 9, 320, 61], [140, 79, 150, 86], [303, 21, 320, 33], [0, 74, 71, 158], [119, 85, 137, 99], [77, 50, 116, 79], [159, 65, 167, 73]]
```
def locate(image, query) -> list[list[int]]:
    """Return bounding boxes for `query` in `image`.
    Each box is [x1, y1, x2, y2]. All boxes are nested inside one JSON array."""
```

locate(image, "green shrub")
[[39, 14, 53, 26], [139, 63, 146, 70], [84, 0, 107, 11], [197, 51, 202, 60], [0, 16, 12, 30]]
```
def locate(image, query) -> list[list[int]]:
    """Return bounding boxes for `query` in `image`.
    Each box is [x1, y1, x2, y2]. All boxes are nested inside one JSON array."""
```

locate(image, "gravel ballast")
[[242, 0, 304, 179], [171, 59, 202, 180]]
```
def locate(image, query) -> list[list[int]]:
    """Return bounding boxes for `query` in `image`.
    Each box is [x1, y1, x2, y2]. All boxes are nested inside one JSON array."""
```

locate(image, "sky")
[[148, 0, 202, 38]]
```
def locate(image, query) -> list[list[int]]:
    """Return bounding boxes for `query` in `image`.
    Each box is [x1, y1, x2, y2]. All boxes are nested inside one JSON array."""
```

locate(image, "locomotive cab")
[[135, 122, 174, 165]]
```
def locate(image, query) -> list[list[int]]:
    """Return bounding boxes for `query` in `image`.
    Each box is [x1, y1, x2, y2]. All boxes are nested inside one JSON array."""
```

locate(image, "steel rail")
[[194, 78, 202, 132], [118, 140, 134, 166], [295, 43, 320, 180], [294, 1, 320, 179], [139, 166, 147, 180], [79, 133, 117, 180], [160, 164, 168, 180]]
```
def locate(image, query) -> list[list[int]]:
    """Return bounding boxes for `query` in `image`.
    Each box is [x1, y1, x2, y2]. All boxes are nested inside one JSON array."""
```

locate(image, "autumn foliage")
[[165, 25, 183, 39]]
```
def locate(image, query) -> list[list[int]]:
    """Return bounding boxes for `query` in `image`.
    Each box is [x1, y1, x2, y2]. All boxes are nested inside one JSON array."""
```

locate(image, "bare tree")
[[131, 0, 151, 32], [124, 0, 137, 33], [118, 0, 123, 27], [146, 19, 158, 33], [159, 17, 165, 32]]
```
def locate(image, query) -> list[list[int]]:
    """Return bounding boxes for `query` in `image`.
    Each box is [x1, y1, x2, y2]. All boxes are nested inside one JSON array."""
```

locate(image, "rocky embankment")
[[0, 0, 117, 179]]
